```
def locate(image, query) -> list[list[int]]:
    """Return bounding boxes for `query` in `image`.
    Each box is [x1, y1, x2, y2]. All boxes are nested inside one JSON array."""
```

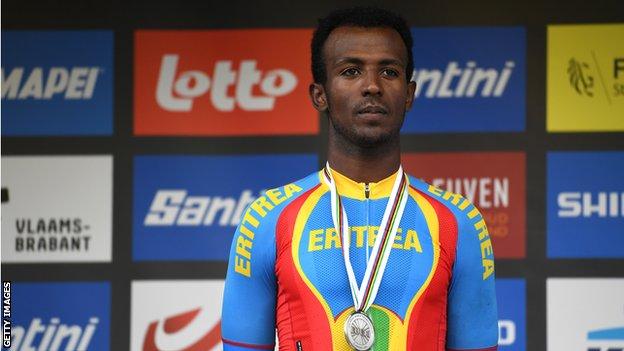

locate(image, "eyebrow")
[[334, 57, 404, 67]]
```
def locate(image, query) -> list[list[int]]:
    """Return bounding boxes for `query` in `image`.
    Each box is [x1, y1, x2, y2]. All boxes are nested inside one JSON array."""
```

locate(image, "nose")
[[361, 71, 382, 96]]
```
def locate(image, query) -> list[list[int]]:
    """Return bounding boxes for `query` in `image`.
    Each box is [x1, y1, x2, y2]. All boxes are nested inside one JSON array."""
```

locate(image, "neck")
[[327, 129, 401, 184]]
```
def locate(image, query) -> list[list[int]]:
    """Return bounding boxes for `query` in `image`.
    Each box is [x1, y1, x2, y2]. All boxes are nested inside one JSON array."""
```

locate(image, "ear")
[[309, 83, 328, 112], [405, 80, 416, 110]]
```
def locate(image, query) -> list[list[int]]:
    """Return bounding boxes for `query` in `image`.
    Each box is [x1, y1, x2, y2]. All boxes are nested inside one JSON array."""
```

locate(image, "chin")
[[330, 115, 401, 149], [349, 129, 398, 148]]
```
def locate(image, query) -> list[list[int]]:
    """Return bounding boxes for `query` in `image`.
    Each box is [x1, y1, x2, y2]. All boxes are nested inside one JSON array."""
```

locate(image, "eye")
[[340, 67, 361, 77], [381, 68, 400, 78]]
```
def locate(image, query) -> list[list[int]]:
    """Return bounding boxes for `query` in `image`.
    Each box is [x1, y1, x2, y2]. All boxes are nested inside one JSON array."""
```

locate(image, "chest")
[[278, 196, 452, 320]]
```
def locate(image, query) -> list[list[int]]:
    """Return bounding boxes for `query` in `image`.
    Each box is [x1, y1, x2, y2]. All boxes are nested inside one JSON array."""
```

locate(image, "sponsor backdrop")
[[1, 156, 113, 263], [131, 280, 224, 351], [133, 154, 317, 261], [9, 282, 111, 351], [497, 279, 526, 351], [1, 31, 113, 136], [1, 1, 623, 350], [547, 279, 624, 350]]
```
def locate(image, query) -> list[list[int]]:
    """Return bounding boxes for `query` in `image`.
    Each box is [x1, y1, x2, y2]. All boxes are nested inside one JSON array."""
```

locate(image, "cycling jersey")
[[222, 167, 498, 351]]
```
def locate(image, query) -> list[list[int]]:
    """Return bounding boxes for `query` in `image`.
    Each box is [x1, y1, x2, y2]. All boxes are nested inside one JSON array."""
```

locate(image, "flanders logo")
[[547, 24, 624, 132], [567, 58, 595, 97]]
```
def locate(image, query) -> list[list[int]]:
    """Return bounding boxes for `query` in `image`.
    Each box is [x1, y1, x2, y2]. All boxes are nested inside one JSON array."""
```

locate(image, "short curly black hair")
[[311, 6, 414, 85]]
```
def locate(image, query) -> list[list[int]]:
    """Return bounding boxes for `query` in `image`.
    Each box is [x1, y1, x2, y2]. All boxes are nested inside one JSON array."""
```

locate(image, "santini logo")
[[11, 317, 99, 351], [156, 55, 298, 112], [143, 308, 221, 351], [558, 192, 624, 218], [1, 67, 101, 100], [144, 189, 258, 227], [413, 61, 514, 98]]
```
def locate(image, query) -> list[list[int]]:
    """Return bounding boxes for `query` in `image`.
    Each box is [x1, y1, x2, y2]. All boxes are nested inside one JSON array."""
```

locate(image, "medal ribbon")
[[323, 163, 409, 313]]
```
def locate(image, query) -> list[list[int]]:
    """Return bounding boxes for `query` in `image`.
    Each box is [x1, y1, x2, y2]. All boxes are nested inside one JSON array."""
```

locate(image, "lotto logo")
[[134, 30, 318, 136], [157, 55, 297, 112]]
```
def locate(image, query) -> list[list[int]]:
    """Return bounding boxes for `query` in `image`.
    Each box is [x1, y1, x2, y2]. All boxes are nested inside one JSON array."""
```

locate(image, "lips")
[[357, 105, 388, 115]]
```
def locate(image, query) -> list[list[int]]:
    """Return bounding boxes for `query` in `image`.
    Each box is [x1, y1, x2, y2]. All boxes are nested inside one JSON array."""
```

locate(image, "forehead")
[[323, 26, 408, 65]]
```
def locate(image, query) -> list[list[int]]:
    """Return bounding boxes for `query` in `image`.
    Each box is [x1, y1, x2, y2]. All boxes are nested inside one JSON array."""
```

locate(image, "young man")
[[222, 7, 498, 351]]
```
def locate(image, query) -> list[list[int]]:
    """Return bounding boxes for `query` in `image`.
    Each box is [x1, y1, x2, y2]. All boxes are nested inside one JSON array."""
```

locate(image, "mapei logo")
[[131, 280, 224, 351], [134, 30, 318, 136], [133, 155, 316, 261], [548, 152, 624, 258], [9, 282, 110, 351], [1, 67, 101, 100], [1, 31, 113, 136], [403, 27, 525, 133]]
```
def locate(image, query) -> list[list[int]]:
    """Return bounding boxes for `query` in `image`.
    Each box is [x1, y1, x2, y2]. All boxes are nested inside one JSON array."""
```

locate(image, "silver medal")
[[344, 312, 375, 350]]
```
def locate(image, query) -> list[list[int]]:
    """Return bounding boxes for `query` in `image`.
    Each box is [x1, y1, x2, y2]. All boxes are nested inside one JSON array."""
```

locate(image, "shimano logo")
[[498, 319, 516, 346], [11, 317, 98, 351], [1, 67, 100, 100], [144, 189, 258, 227], [558, 192, 624, 218], [156, 54, 298, 112], [413, 61, 514, 98]]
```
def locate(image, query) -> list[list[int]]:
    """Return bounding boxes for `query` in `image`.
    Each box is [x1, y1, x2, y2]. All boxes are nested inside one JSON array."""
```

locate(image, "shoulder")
[[240, 171, 322, 231], [407, 174, 485, 229], [230, 171, 322, 277], [407, 174, 495, 280]]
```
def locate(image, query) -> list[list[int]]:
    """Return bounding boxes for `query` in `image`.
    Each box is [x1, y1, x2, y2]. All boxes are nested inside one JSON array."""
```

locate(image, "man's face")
[[311, 26, 416, 147]]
